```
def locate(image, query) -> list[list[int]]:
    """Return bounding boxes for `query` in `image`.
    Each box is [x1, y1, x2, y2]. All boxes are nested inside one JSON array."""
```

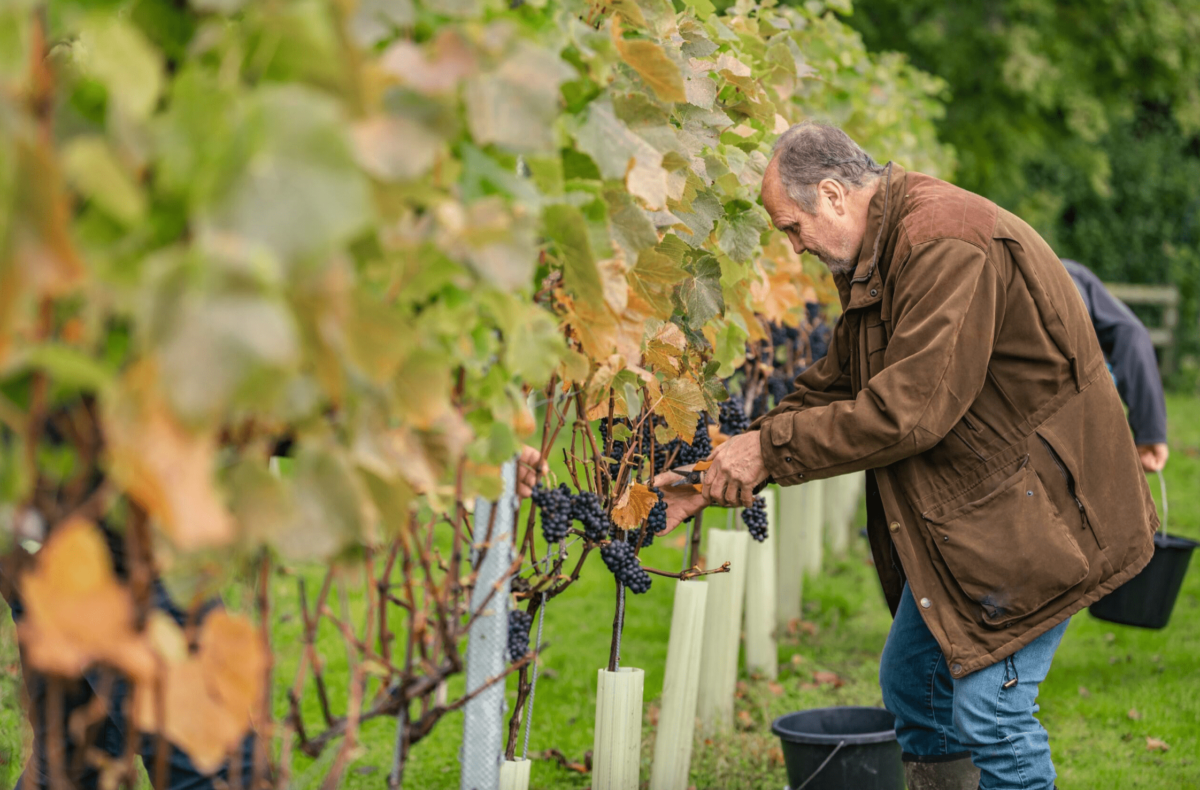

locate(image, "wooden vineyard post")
[[696, 528, 749, 735], [649, 581, 708, 790], [592, 667, 645, 790], [775, 484, 804, 629], [743, 492, 778, 679], [499, 760, 531, 790]]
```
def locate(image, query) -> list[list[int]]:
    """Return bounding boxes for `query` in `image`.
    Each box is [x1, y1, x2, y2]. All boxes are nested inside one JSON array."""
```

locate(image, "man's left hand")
[[702, 430, 770, 508]]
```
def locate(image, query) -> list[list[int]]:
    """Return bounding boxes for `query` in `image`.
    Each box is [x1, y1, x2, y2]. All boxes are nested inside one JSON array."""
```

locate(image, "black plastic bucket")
[[1090, 530, 1197, 628], [771, 706, 902, 790]]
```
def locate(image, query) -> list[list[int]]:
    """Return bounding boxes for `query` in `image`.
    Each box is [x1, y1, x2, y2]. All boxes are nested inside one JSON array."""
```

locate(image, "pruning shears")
[[667, 459, 712, 491]]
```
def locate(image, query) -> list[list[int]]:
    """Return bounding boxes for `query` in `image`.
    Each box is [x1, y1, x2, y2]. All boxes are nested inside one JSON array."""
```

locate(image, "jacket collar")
[[834, 162, 907, 311]]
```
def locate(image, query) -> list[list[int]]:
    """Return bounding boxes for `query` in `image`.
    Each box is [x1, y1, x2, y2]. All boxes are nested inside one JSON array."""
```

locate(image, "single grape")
[[742, 496, 769, 542]]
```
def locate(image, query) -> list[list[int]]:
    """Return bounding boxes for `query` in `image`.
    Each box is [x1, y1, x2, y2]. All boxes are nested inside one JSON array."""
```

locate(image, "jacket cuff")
[[757, 414, 810, 485]]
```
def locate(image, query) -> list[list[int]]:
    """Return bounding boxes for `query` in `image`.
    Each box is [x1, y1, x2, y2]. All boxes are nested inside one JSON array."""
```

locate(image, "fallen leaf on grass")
[[790, 654, 806, 668], [787, 618, 818, 637], [1146, 737, 1170, 752], [1128, 708, 1142, 720], [648, 705, 659, 726], [737, 710, 755, 730], [768, 747, 785, 767], [767, 681, 784, 696], [1078, 686, 1091, 698], [813, 670, 845, 688]]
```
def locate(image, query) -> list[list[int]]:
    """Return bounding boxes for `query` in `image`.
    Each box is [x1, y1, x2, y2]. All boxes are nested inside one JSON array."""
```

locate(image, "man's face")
[[762, 160, 863, 275]]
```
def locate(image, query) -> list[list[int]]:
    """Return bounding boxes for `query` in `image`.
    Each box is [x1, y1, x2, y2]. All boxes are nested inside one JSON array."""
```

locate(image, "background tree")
[[848, 0, 1200, 379]]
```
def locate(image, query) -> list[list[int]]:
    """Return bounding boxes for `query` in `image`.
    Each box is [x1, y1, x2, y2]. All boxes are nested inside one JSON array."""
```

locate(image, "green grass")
[[3, 396, 1199, 788]]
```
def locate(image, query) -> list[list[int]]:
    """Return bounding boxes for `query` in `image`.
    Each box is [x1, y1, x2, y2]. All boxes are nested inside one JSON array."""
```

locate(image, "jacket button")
[[870, 288, 878, 297], [785, 456, 793, 463], [920, 597, 931, 609], [888, 521, 900, 533], [951, 663, 963, 675]]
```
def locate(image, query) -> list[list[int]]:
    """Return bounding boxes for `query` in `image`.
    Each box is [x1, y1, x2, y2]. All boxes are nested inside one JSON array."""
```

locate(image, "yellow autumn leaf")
[[17, 518, 155, 680], [654, 377, 706, 443], [103, 362, 234, 549], [611, 482, 660, 529]]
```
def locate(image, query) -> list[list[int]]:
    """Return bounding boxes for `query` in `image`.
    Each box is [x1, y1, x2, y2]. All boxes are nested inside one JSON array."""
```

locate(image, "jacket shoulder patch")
[[900, 175, 998, 251]]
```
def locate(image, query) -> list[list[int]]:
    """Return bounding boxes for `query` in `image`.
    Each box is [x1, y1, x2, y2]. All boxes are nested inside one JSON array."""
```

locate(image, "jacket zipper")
[[1037, 435, 1086, 515]]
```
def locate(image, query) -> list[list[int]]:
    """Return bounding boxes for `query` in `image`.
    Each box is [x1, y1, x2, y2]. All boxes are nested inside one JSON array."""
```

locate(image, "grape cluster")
[[532, 484, 573, 544], [677, 415, 712, 465], [600, 540, 652, 594], [768, 372, 792, 406], [742, 496, 769, 543], [572, 490, 610, 542], [719, 394, 751, 436], [625, 487, 666, 549], [507, 609, 533, 662]]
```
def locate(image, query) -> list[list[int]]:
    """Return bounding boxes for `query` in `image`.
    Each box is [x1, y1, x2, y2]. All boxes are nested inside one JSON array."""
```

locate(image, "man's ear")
[[819, 179, 847, 215]]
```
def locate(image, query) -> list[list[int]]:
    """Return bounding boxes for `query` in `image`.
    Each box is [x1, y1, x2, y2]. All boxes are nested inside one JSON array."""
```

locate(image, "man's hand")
[[1137, 442, 1169, 473], [516, 445, 549, 498], [648, 471, 708, 534], [702, 430, 769, 508]]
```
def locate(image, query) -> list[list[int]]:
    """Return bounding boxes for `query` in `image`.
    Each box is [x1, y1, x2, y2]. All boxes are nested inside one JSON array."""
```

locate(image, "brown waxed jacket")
[[755, 164, 1157, 676]]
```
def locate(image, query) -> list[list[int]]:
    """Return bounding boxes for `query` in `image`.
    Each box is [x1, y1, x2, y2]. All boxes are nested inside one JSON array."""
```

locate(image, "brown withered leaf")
[[611, 482, 659, 529], [379, 29, 476, 95], [812, 670, 845, 688], [768, 747, 785, 767], [1078, 686, 1091, 698], [104, 362, 233, 549], [736, 710, 754, 730], [612, 20, 687, 103], [135, 610, 264, 775], [1146, 737, 1170, 752], [17, 519, 155, 680], [1128, 708, 1143, 721], [767, 681, 784, 696]]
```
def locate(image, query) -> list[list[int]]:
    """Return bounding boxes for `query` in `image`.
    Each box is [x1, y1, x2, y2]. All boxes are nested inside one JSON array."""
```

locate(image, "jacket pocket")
[[924, 457, 1089, 628]]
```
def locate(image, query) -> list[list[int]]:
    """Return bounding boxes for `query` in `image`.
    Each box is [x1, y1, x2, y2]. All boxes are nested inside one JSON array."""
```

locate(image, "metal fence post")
[[460, 458, 519, 790]]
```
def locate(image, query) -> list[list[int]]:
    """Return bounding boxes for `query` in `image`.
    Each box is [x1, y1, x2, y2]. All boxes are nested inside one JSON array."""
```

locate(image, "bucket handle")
[[1157, 470, 1169, 538], [793, 739, 847, 790]]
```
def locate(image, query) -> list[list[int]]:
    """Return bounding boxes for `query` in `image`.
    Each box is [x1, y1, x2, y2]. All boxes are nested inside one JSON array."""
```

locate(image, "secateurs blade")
[[667, 459, 713, 491]]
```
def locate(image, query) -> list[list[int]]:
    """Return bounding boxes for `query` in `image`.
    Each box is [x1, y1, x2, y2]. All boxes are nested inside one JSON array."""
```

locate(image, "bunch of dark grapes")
[[677, 414, 712, 465], [572, 490, 610, 542], [625, 487, 666, 549], [719, 394, 751, 436], [600, 540, 652, 594], [532, 484, 573, 544], [507, 609, 533, 662], [742, 496, 769, 543], [768, 372, 792, 406], [751, 392, 769, 421]]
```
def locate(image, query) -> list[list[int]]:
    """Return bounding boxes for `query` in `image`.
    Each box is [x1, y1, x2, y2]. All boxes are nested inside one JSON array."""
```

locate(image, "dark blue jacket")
[[1063, 259, 1168, 445]]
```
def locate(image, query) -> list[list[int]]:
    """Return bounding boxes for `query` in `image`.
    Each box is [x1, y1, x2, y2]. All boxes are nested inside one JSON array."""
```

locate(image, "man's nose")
[[791, 237, 804, 255]]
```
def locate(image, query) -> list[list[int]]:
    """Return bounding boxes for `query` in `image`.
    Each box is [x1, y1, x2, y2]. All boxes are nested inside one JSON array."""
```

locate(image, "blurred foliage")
[[0, 0, 951, 771], [848, 0, 1200, 377]]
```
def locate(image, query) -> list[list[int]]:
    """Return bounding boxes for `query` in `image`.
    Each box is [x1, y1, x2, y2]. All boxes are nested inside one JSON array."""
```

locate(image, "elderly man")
[[657, 122, 1157, 790]]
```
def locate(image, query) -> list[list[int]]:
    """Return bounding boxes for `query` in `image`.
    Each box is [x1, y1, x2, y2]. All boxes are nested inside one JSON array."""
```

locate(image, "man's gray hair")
[[772, 122, 887, 213]]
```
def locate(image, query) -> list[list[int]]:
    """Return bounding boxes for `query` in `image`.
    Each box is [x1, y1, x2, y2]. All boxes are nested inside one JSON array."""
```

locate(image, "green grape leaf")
[[675, 255, 724, 328], [604, 186, 659, 259], [78, 16, 163, 120], [613, 31, 687, 104], [573, 100, 668, 209], [61, 137, 146, 227], [544, 204, 603, 308], [466, 41, 572, 153], [718, 204, 769, 262]]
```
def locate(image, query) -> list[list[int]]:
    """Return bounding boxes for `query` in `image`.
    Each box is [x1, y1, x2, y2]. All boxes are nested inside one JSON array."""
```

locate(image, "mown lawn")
[[2, 396, 1198, 789]]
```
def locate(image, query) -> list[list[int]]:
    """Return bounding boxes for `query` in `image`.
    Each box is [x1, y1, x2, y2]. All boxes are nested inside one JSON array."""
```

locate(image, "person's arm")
[[1065, 261, 1168, 470], [756, 237, 1003, 485]]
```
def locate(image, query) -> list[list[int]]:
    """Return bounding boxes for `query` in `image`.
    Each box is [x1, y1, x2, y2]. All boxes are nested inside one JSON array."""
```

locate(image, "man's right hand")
[[650, 472, 708, 534]]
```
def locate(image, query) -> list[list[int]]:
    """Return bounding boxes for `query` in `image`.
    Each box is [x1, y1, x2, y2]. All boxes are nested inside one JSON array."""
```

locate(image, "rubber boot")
[[903, 755, 981, 790]]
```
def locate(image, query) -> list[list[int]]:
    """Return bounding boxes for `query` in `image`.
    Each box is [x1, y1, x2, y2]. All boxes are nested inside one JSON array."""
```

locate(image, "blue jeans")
[[6, 578, 256, 790], [879, 585, 1068, 790]]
